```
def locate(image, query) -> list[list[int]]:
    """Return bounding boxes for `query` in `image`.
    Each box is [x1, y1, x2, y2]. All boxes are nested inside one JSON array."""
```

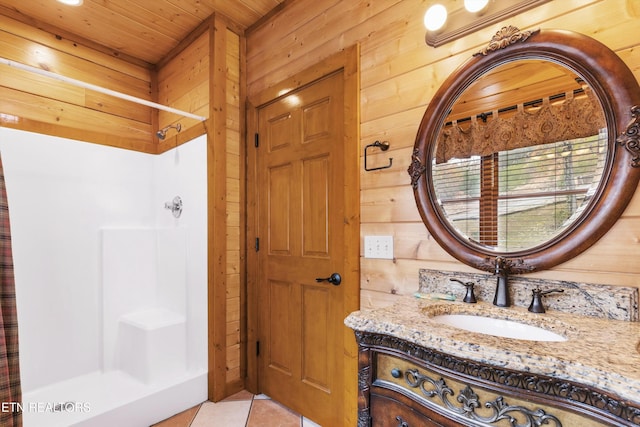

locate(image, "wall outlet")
[[364, 235, 394, 259]]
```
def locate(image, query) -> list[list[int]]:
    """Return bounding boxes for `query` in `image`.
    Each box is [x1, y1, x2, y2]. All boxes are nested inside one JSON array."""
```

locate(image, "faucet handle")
[[449, 278, 477, 303], [528, 288, 564, 313]]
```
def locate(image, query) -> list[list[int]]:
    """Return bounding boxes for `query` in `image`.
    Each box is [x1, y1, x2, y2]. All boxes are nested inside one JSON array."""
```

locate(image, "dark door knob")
[[315, 272, 341, 286]]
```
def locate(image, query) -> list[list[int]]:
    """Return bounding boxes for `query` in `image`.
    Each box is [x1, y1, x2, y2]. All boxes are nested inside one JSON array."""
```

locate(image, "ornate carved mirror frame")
[[409, 27, 640, 274]]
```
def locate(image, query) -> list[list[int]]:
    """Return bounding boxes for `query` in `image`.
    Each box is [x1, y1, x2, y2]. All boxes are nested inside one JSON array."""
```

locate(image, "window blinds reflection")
[[432, 129, 607, 251]]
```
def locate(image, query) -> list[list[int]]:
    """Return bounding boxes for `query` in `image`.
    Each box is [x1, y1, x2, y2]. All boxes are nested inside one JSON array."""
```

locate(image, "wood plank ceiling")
[[0, 0, 286, 65]]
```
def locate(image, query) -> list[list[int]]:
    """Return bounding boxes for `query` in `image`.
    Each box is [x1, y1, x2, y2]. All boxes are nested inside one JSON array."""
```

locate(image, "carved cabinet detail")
[[355, 331, 640, 426]]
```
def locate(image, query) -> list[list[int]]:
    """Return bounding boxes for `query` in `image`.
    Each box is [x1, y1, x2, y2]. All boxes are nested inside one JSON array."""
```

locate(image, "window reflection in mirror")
[[433, 132, 607, 251], [431, 59, 607, 252]]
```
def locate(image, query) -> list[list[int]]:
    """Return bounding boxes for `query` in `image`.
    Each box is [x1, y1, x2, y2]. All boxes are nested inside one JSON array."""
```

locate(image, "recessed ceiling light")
[[57, 0, 84, 6]]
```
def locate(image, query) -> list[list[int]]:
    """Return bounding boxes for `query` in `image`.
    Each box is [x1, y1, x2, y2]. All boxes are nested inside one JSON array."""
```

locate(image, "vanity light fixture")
[[424, 4, 448, 32], [464, 0, 489, 13], [57, 0, 84, 5], [424, 0, 552, 47]]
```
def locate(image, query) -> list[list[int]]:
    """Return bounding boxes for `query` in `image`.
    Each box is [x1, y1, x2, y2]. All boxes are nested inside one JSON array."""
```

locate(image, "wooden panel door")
[[256, 71, 345, 425]]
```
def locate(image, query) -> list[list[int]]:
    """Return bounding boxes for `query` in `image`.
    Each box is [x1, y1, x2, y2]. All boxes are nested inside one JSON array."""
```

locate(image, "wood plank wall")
[[156, 31, 210, 139], [246, 0, 640, 311], [157, 18, 244, 398], [0, 12, 220, 155], [225, 28, 243, 393], [0, 14, 155, 152]]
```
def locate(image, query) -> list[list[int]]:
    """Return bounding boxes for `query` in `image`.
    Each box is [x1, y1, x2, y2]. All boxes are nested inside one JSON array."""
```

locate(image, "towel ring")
[[364, 140, 393, 171]]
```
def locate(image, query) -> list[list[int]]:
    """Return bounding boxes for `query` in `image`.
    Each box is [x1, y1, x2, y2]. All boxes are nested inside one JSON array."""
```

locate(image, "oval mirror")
[[409, 27, 640, 274]]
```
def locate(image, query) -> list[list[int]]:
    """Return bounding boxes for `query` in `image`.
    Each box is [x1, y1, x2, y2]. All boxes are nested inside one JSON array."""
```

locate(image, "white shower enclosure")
[[0, 128, 208, 427]]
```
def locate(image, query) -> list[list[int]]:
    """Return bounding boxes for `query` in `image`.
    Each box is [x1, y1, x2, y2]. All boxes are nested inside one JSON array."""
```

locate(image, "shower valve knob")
[[164, 196, 183, 218]]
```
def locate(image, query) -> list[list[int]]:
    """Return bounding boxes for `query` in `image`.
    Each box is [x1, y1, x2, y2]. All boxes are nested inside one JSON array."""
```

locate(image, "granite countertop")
[[345, 296, 640, 403]]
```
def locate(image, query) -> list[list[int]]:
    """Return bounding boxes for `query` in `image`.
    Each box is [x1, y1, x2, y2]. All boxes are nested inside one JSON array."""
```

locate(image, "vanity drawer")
[[372, 352, 612, 427], [370, 392, 446, 427]]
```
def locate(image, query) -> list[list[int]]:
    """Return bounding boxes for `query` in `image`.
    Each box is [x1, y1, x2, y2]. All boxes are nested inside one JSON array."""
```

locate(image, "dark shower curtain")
[[0, 152, 22, 427]]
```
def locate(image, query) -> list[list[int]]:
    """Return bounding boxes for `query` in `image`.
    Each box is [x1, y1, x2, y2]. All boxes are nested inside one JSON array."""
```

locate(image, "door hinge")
[[256, 341, 260, 356], [255, 237, 260, 252], [254, 133, 259, 148]]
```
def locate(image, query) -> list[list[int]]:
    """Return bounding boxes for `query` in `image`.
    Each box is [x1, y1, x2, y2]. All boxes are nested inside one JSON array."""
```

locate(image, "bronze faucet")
[[493, 256, 510, 307], [528, 288, 564, 313], [450, 278, 477, 303]]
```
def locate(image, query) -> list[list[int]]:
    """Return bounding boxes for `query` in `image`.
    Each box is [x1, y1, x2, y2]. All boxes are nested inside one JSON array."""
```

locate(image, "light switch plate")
[[364, 235, 394, 259]]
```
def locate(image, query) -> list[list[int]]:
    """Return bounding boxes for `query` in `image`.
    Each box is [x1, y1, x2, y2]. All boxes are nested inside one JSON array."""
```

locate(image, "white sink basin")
[[432, 314, 567, 342]]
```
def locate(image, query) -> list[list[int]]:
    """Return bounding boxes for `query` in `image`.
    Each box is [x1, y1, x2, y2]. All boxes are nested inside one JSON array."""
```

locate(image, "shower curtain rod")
[[0, 57, 207, 121]]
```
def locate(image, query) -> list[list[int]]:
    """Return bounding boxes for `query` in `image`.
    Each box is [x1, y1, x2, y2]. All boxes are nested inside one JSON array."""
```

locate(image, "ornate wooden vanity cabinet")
[[356, 330, 640, 427]]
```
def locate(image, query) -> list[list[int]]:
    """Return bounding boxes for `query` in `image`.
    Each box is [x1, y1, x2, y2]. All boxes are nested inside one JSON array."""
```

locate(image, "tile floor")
[[151, 390, 322, 427]]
